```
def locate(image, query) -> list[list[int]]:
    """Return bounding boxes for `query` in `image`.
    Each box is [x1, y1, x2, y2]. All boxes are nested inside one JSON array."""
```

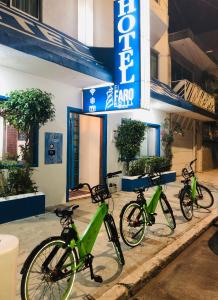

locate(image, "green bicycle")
[[179, 159, 214, 221], [120, 172, 176, 247], [20, 171, 125, 300]]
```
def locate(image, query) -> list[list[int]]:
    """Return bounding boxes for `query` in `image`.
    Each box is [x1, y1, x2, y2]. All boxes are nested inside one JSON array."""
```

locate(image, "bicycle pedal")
[[93, 275, 103, 283]]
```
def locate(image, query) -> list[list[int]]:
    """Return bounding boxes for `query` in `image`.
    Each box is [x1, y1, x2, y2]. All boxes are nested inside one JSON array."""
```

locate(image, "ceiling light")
[[206, 50, 213, 53]]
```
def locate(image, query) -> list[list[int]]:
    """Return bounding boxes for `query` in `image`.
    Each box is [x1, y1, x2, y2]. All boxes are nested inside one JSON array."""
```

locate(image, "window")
[[11, 0, 39, 18], [151, 50, 159, 79], [140, 124, 160, 157], [0, 116, 38, 166], [172, 60, 193, 85]]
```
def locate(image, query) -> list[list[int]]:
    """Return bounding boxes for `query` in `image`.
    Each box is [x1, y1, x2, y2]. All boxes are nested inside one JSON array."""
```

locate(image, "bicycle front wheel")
[[104, 214, 125, 266], [21, 237, 77, 300], [120, 201, 147, 247], [180, 188, 193, 221], [196, 184, 214, 209], [160, 194, 176, 229]]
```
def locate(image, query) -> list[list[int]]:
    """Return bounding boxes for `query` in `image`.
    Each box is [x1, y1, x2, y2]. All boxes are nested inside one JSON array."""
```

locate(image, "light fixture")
[[206, 50, 213, 54]]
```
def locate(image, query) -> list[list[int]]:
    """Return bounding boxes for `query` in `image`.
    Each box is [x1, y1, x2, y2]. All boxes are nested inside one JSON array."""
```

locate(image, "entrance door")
[[67, 109, 106, 200]]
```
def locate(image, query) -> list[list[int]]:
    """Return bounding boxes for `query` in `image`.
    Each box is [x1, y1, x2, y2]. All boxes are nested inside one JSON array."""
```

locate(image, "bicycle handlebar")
[[106, 170, 122, 178], [190, 159, 197, 168], [71, 183, 92, 192]]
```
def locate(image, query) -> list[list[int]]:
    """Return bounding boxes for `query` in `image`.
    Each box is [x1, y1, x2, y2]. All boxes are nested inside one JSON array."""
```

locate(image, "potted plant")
[[0, 88, 55, 223], [115, 118, 146, 175], [115, 119, 177, 192], [121, 156, 176, 191]]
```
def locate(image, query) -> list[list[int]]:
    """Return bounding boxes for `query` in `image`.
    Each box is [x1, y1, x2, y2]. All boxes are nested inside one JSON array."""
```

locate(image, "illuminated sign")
[[114, 0, 141, 104], [83, 0, 141, 113], [83, 83, 140, 113]]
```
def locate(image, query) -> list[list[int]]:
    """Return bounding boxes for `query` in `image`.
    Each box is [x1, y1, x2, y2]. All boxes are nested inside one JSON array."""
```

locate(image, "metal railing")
[[172, 79, 215, 113]]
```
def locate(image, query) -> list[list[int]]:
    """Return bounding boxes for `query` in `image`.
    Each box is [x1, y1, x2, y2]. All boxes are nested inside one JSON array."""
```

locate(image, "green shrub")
[[0, 164, 37, 197], [115, 119, 146, 174], [129, 156, 171, 176]]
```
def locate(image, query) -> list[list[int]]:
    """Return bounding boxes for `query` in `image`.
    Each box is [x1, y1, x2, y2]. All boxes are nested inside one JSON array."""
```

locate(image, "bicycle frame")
[[191, 176, 197, 201], [69, 202, 109, 265], [143, 185, 162, 214]]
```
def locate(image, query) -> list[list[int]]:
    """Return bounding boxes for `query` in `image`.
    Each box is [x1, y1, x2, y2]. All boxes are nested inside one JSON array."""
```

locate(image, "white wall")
[[107, 109, 167, 173], [78, 0, 94, 45], [79, 115, 101, 186], [93, 0, 114, 47], [42, 0, 114, 47], [153, 31, 171, 85], [0, 65, 82, 207], [43, 0, 78, 39]]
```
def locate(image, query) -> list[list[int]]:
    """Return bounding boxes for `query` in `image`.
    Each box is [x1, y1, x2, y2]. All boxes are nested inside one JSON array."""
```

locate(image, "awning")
[[0, 4, 112, 82], [151, 79, 217, 121], [169, 29, 217, 77]]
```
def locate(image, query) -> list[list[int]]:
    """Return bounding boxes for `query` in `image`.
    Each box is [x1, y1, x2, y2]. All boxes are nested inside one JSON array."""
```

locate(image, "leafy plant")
[[0, 88, 55, 196], [129, 156, 170, 176], [115, 119, 146, 174], [161, 118, 184, 167], [0, 89, 55, 164], [0, 165, 37, 197]]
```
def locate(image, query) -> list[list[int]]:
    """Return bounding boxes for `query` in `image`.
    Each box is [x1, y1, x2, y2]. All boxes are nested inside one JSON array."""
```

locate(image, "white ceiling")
[[170, 38, 218, 78]]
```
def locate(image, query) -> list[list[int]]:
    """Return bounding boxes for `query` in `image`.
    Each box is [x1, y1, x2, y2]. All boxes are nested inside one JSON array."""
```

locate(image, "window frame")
[[0, 0, 42, 20], [142, 122, 161, 157], [0, 0, 9, 5], [151, 49, 159, 80]]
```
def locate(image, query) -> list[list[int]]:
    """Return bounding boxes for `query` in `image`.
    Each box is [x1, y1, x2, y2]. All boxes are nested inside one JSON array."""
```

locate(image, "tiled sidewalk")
[[0, 172, 217, 299]]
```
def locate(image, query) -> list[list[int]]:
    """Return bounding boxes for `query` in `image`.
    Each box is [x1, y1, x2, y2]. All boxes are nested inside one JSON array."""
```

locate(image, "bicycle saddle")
[[55, 205, 79, 218]]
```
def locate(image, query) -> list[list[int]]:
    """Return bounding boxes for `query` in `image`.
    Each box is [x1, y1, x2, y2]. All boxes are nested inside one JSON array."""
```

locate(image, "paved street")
[[0, 172, 217, 299], [131, 222, 218, 300]]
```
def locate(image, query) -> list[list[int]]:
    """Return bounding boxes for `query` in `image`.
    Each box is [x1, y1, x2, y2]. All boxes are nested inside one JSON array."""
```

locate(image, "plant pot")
[[0, 192, 45, 224], [121, 171, 176, 192]]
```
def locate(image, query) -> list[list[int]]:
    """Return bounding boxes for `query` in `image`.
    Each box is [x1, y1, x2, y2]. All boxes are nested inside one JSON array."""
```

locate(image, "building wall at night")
[[0, 0, 215, 208]]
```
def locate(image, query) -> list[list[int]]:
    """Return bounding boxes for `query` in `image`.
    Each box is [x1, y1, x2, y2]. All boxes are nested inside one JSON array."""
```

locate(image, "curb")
[[96, 211, 217, 300]]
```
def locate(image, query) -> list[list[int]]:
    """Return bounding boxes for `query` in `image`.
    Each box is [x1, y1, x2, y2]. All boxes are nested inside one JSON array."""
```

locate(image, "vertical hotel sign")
[[83, 0, 150, 113], [114, 0, 141, 109]]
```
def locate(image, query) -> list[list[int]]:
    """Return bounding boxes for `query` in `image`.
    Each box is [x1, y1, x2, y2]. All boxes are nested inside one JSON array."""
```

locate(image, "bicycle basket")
[[91, 184, 111, 203]]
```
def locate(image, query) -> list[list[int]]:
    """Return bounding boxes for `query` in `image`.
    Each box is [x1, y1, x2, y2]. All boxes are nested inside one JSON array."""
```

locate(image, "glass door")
[[68, 112, 80, 188]]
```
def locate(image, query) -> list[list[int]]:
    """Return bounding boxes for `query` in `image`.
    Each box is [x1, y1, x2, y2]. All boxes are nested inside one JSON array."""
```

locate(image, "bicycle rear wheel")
[[160, 194, 176, 229], [104, 214, 125, 266], [21, 237, 77, 300], [120, 201, 147, 247], [196, 184, 214, 209], [180, 188, 193, 221]]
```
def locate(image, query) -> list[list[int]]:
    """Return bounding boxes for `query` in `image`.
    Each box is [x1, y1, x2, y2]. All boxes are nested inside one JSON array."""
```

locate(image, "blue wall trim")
[[0, 194, 45, 224], [0, 95, 8, 101], [0, 4, 112, 82], [122, 172, 176, 192]]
